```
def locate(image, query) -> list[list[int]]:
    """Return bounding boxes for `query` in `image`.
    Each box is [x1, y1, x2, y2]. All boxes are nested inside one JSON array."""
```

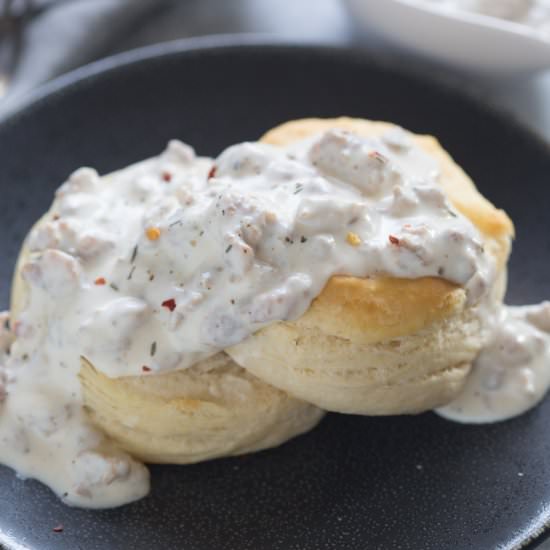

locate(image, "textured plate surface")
[[0, 39, 549, 550]]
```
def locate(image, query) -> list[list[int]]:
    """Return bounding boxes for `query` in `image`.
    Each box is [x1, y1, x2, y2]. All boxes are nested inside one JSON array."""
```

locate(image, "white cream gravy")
[[0, 127, 538, 508]]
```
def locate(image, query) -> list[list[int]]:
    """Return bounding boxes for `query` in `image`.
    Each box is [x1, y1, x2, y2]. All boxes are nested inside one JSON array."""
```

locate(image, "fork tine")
[[0, 0, 34, 98], [1, 0, 33, 20], [5, 0, 14, 17], [1, 0, 12, 21]]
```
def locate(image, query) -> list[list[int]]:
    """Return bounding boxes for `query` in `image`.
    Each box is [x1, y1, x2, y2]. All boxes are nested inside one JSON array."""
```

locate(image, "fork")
[[0, 0, 33, 98]]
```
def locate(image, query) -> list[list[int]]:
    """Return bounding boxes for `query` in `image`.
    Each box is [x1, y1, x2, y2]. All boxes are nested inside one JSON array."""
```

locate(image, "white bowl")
[[344, 0, 550, 74]]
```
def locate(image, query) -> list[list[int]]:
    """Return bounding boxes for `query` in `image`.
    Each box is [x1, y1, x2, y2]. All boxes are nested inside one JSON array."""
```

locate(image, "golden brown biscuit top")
[[261, 117, 514, 242], [260, 117, 513, 343]]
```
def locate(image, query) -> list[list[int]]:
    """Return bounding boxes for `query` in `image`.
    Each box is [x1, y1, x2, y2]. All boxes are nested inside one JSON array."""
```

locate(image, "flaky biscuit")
[[226, 118, 513, 414], [78, 353, 323, 464], [10, 205, 323, 467]]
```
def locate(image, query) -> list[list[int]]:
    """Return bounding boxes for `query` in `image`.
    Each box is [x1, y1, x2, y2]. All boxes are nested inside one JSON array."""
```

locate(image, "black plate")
[[1, 37, 550, 550]]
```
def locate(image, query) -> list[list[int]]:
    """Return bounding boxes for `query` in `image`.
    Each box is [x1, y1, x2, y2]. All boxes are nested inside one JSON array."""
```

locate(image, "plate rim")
[[1, 33, 550, 156]]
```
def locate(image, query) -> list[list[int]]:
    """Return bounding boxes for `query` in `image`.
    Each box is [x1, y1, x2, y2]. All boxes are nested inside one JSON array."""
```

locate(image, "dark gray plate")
[[1, 37, 549, 550]]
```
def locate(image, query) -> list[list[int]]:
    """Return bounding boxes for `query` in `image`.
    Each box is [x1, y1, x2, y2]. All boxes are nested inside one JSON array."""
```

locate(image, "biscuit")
[[226, 118, 513, 414], [79, 353, 323, 464]]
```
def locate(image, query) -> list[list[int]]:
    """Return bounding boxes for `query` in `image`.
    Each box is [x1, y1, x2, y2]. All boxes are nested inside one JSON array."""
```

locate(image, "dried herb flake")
[[130, 245, 139, 263]]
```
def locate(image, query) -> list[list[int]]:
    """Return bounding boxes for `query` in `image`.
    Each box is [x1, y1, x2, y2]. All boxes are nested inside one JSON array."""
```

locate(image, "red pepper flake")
[[52, 525, 64, 533], [369, 150, 389, 164], [162, 171, 172, 182], [207, 165, 217, 180], [389, 235, 400, 245], [142, 366, 152, 372], [161, 298, 177, 312], [94, 277, 106, 286]]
